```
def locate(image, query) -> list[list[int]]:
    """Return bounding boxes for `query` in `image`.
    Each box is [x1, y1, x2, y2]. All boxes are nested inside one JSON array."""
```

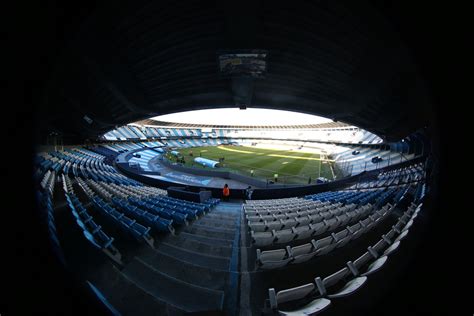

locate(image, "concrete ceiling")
[[37, 0, 435, 143]]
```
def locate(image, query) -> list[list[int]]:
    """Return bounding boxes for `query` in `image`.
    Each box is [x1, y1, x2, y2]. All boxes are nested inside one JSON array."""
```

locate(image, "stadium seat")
[[317, 267, 367, 299], [291, 242, 318, 264], [257, 246, 293, 269], [268, 284, 331, 315]]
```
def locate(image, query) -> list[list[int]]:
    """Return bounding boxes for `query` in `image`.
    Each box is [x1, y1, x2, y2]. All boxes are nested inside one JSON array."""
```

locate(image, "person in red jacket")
[[222, 183, 230, 201]]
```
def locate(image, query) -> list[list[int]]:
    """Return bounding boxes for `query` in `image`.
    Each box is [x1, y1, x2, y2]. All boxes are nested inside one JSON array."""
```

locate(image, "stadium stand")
[[263, 200, 424, 315], [15, 1, 449, 315], [34, 136, 428, 314]]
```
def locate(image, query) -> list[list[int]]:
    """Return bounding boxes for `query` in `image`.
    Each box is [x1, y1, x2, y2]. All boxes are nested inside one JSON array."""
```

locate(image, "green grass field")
[[172, 145, 335, 184]]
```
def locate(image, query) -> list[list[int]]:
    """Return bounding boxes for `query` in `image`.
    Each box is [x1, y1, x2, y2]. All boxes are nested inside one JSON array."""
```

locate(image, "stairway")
[[94, 201, 243, 315]]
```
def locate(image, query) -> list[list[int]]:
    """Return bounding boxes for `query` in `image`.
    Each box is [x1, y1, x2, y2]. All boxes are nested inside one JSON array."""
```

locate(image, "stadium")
[[11, 1, 451, 316]]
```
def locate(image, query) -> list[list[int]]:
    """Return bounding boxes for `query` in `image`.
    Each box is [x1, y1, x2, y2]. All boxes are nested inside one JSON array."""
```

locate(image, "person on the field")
[[222, 183, 230, 201], [245, 186, 253, 200]]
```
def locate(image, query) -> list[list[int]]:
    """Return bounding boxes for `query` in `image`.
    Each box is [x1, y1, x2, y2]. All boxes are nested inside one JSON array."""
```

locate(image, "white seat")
[[278, 298, 331, 316], [318, 268, 367, 299], [317, 236, 338, 256], [296, 215, 311, 226], [336, 214, 351, 226], [249, 221, 266, 232], [324, 218, 339, 231], [321, 212, 333, 220], [310, 222, 327, 236], [291, 242, 318, 264], [269, 284, 331, 315], [394, 229, 409, 242], [309, 213, 323, 223], [252, 231, 275, 247], [266, 220, 284, 231], [257, 247, 292, 270], [402, 219, 413, 232], [293, 225, 313, 240], [334, 230, 353, 248], [383, 240, 401, 256], [281, 218, 298, 229], [275, 229, 296, 244], [372, 239, 389, 255], [329, 276, 367, 298], [362, 256, 387, 276]]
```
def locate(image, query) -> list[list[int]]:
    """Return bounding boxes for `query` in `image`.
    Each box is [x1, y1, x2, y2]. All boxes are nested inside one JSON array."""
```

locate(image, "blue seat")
[[87, 220, 102, 235], [94, 229, 115, 249], [131, 222, 151, 238], [119, 215, 137, 229], [83, 230, 102, 249]]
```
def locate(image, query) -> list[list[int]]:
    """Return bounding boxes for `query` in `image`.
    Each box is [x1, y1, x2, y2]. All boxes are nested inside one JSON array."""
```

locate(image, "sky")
[[152, 108, 333, 125]]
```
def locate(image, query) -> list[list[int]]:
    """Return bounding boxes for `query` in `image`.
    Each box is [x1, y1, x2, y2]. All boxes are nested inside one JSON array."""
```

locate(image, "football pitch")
[[174, 145, 335, 184]]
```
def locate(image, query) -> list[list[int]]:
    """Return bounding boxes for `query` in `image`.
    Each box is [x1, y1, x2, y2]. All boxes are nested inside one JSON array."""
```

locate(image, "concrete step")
[[206, 211, 239, 220], [122, 258, 225, 313], [195, 218, 238, 229], [137, 249, 228, 290], [183, 225, 235, 240], [177, 231, 234, 247], [163, 234, 233, 257], [90, 265, 185, 316], [157, 241, 230, 270]]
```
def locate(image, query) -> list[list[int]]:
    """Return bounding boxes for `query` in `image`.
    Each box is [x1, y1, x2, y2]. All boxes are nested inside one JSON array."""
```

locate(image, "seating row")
[[265, 202, 422, 315]]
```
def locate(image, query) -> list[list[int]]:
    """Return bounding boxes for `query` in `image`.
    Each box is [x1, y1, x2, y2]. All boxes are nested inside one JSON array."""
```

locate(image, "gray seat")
[[313, 235, 336, 256], [320, 212, 333, 220], [345, 211, 358, 221], [281, 217, 298, 229], [385, 228, 398, 241], [313, 235, 333, 250], [257, 246, 293, 269], [316, 234, 339, 256], [372, 238, 390, 255], [394, 229, 409, 242], [317, 267, 367, 299], [261, 215, 275, 221], [293, 225, 313, 240], [252, 230, 275, 247], [296, 215, 312, 226], [310, 222, 328, 236], [246, 215, 261, 221], [275, 228, 296, 244], [369, 213, 381, 223], [309, 213, 323, 223], [336, 214, 351, 226], [333, 228, 349, 240], [266, 220, 284, 231], [399, 213, 411, 224], [297, 210, 310, 217], [383, 240, 401, 256], [269, 283, 331, 316], [249, 221, 267, 232], [360, 218, 374, 232], [291, 242, 318, 264], [350, 252, 387, 277], [324, 218, 339, 232], [402, 219, 413, 232], [274, 214, 288, 220], [333, 229, 353, 248]]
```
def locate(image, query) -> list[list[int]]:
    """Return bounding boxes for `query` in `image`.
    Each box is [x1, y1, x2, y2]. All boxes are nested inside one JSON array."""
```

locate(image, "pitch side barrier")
[[116, 151, 425, 200], [115, 160, 365, 199]]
